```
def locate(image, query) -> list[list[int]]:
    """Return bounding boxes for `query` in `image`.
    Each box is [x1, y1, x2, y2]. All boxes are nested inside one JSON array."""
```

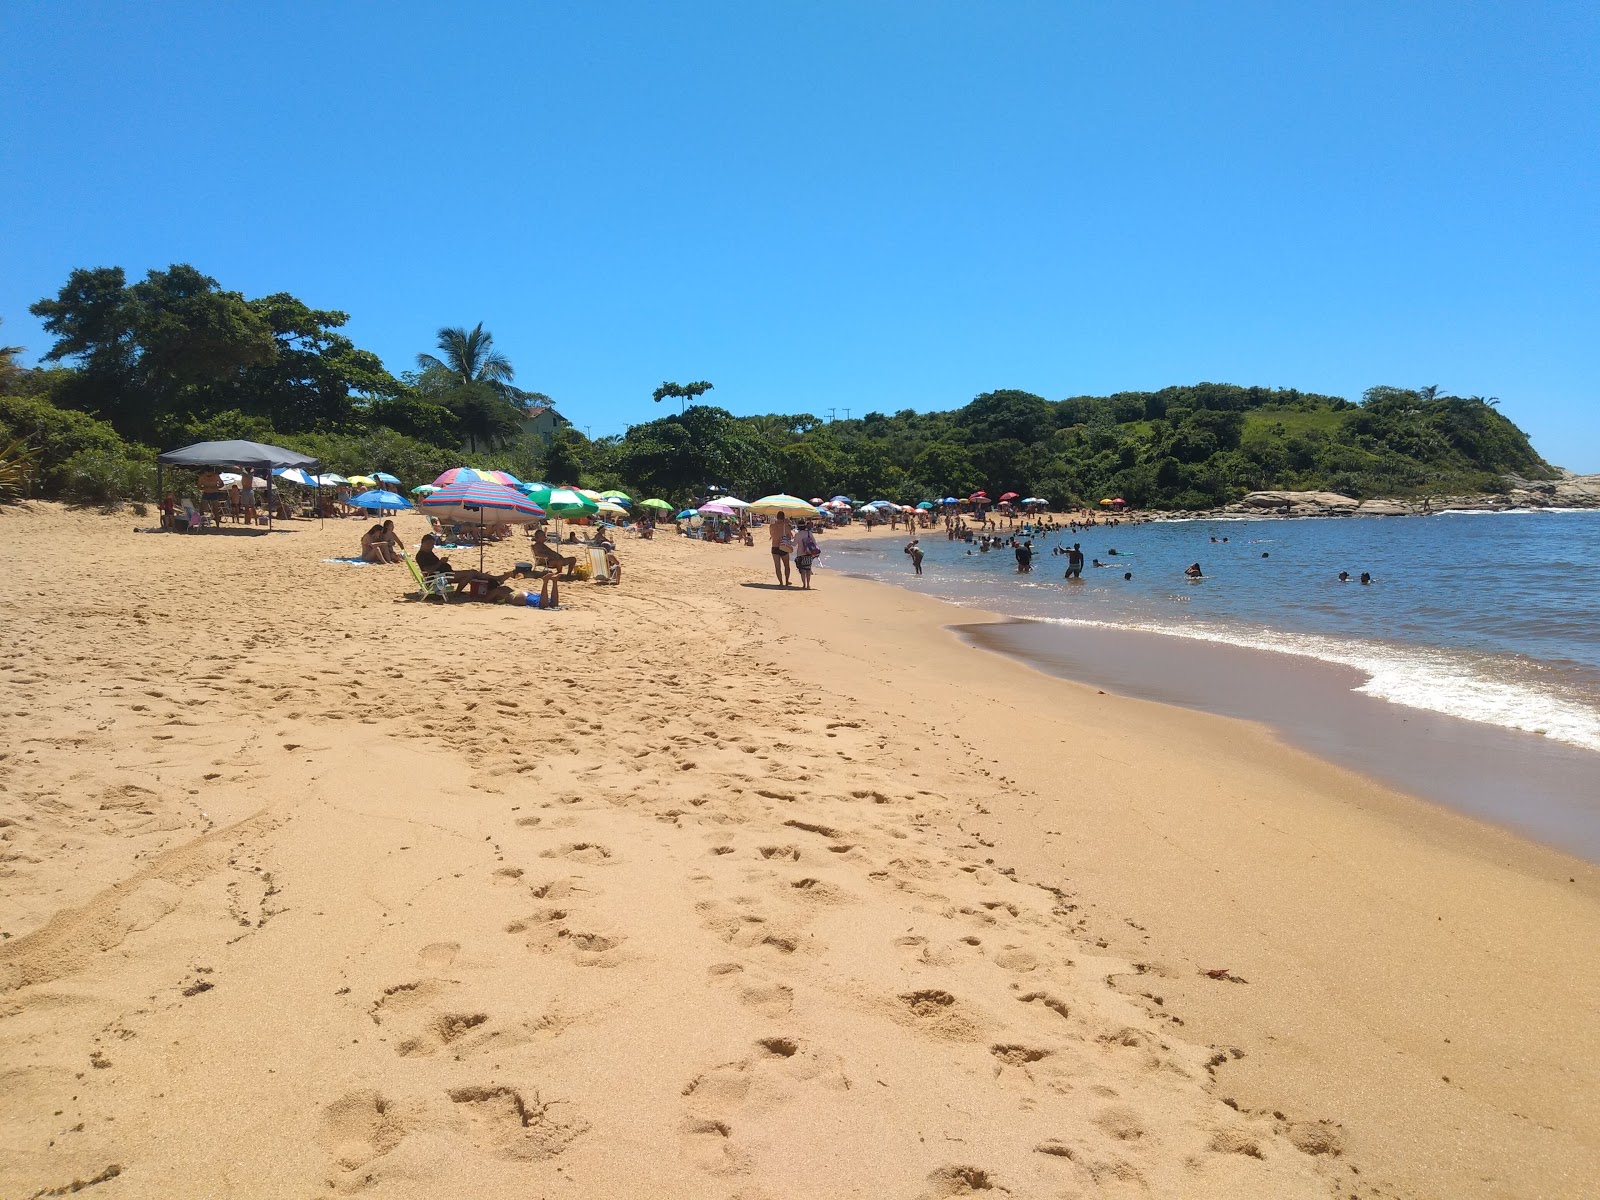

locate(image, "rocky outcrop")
[[1240, 490, 1360, 513], [1503, 473, 1600, 508], [1144, 476, 1600, 522]]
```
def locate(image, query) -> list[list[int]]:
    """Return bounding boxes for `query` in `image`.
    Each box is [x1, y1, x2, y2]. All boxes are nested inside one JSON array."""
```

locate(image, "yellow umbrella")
[[349, 475, 378, 488], [576, 488, 606, 502], [596, 500, 628, 517], [748, 494, 821, 517]]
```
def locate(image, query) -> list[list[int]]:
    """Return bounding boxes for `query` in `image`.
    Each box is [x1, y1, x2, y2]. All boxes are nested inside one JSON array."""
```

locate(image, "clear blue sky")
[[4, 1, 1596, 469]]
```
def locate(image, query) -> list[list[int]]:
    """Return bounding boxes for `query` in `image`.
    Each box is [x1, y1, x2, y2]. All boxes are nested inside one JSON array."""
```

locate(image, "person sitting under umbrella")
[[531, 527, 578, 579], [416, 533, 503, 586]]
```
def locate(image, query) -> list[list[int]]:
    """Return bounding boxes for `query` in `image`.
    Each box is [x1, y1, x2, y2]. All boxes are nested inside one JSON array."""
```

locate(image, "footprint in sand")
[[679, 1036, 848, 1175], [891, 989, 983, 1041], [320, 1089, 416, 1191], [540, 842, 614, 864], [418, 942, 459, 970], [447, 1085, 587, 1161], [920, 1164, 1001, 1197]]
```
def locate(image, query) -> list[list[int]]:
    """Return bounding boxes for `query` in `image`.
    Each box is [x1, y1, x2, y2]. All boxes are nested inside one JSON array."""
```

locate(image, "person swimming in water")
[[1185, 562, 1204, 578], [1360, 571, 1373, 585], [1338, 571, 1351, 582]]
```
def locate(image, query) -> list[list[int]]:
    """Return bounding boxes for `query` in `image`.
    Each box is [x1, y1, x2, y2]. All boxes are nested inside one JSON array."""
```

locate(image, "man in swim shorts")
[[198, 469, 226, 523], [769, 513, 793, 586], [1064, 542, 1084, 578], [531, 527, 578, 579]]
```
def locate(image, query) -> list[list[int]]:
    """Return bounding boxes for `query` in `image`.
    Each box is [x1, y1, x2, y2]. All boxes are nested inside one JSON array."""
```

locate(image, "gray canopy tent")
[[156, 439, 321, 531]]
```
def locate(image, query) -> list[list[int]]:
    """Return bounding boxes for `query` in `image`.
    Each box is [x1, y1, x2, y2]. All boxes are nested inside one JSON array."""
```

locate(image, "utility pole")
[[826, 408, 836, 423], [842, 408, 851, 422]]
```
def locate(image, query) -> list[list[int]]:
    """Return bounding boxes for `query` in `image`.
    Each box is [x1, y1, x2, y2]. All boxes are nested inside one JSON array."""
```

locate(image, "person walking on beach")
[[769, 513, 793, 587], [904, 538, 924, 575], [1064, 542, 1084, 579], [795, 521, 821, 590]]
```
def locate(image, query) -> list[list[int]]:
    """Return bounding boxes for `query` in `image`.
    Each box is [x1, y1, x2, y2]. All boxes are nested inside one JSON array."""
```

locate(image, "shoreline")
[[2, 504, 1597, 1199], [958, 617, 1600, 862]]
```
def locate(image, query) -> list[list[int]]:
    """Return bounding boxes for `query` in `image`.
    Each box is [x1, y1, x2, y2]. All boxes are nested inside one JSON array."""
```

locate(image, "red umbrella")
[[999, 491, 1019, 501], [969, 491, 989, 501]]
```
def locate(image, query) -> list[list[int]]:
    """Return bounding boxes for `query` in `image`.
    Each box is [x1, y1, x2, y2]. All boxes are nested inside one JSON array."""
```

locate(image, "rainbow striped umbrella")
[[431, 467, 500, 488], [421, 480, 546, 569]]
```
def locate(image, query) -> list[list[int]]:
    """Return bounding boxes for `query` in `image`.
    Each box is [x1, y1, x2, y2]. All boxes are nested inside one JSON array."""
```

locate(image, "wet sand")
[[962, 618, 1600, 861]]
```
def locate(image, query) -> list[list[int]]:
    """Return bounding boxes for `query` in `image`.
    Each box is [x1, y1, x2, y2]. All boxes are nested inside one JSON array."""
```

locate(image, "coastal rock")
[[1354, 499, 1414, 516], [1242, 490, 1360, 512], [1500, 473, 1600, 508]]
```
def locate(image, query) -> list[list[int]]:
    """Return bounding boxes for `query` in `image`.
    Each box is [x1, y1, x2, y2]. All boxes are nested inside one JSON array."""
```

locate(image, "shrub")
[[61, 448, 157, 507], [0, 393, 133, 494]]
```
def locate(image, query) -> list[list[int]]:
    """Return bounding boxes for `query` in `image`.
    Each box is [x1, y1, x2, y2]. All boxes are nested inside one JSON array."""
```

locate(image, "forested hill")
[[0, 263, 1557, 510], [613, 384, 1558, 510]]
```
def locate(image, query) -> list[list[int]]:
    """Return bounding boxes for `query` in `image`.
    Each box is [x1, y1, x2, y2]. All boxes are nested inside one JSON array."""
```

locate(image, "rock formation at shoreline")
[[1144, 474, 1600, 521]]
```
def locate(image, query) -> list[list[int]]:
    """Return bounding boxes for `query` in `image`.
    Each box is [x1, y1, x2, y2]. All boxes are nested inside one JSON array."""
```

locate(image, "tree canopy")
[[5, 261, 1557, 511]]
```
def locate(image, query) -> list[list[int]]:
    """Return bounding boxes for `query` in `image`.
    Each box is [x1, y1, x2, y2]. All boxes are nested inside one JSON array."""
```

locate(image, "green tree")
[[651, 380, 714, 413], [416, 323, 515, 392]]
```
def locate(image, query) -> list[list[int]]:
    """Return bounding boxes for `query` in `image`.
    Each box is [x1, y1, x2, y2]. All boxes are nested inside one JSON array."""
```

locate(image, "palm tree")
[[416, 323, 514, 394], [0, 317, 24, 392]]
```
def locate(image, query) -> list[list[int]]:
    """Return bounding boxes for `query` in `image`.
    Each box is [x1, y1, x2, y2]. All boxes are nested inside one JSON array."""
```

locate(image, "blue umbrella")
[[349, 489, 412, 510], [676, 509, 698, 519], [273, 467, 318, 486], [373, 471, 401, 484]]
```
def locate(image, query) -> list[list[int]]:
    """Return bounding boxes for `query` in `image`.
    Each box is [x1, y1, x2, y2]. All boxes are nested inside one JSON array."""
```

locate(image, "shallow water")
[[830, 510, 1600, 754]]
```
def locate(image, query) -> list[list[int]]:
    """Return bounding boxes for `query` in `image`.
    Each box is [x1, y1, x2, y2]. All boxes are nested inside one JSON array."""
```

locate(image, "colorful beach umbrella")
[[916, 500, 934, 509], [349, 489, 411, 510], [600, 489, 632, 502], [576, 488, 606, 503], [676, 509, 698, 520], [273, 467, 318, 486], [421, 480, 546, 569], [317, 473, 348, 486], [699, 502, 737, 516], [373, 471, 402, 484], [432, 467, 494, 488], [748, 494, 821, 517], [410, 484, 438, 495], [999, 491, 1019, 501], [640, 498, 674, 511]]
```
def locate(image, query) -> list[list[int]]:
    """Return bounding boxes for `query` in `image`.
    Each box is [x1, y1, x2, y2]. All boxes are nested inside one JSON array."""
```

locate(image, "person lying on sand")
[[531, 528, 578, 579], [456, 574, 561, 608]]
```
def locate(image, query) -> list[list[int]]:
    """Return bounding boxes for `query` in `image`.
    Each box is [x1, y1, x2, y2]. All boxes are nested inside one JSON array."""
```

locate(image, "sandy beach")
[[2, 505, 1597, 1200]]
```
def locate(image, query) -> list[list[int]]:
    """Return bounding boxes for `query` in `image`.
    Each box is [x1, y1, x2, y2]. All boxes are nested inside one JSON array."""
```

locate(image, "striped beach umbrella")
[[421, 480, 546, 569]]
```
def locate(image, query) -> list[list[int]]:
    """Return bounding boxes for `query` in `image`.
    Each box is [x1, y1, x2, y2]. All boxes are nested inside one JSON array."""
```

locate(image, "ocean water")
[[827, 510, 1600, 756]]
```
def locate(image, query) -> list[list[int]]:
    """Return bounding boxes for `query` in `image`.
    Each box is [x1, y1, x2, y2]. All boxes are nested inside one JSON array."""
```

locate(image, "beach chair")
[[585, 546, 616, 584], [401, 549, 452, 601]]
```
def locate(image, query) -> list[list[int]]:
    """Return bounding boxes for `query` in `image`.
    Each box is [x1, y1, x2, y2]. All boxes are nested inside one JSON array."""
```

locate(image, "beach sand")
[[1, 504, 1595, 1199]]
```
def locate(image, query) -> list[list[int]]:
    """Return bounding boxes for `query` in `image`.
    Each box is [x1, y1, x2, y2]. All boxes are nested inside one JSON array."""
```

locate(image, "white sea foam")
[[1031, 615, 1600, 754]]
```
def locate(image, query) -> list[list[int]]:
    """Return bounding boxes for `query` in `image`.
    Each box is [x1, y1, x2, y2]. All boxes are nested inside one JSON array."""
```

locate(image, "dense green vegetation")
[[0, 264, 1556, 509]]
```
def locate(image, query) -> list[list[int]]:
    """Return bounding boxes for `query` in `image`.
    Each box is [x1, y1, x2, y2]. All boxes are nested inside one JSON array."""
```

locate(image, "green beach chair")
[[401, 549, 451, 601]]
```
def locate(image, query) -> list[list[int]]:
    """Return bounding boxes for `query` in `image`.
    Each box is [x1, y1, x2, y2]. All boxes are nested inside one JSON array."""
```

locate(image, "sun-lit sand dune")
[[1, 504, 1596, 1199]]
